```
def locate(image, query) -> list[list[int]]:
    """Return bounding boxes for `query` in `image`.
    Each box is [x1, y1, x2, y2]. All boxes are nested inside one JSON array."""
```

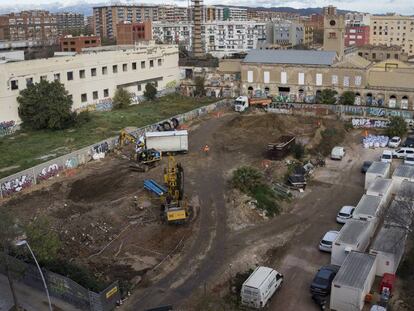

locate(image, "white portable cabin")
[[145, 130, 188, 153], [365, 162, 390, 190], [392, 165, 414, 194], [395, 180, 414, 204], [352, 195, 382, 234], [331, 219, 375, 266], [330, 252, 377, 311], [369, 225, 407, 276], [366, 178, 393, 208]]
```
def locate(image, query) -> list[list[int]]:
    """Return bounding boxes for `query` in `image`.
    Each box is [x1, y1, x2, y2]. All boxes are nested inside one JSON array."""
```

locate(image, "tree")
[[231, 166, 263, 194], [387, 116, 408, 138], [339, 91, 356, 106], [143, 83, 157, 101], [17, 80, 74, 130], [194, 76, 205, 97], [112, 88, 132, 109], [318, 89, 338, 105]]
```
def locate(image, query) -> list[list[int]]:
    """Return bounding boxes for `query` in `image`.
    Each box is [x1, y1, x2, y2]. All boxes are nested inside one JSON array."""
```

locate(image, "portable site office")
[[395, 180, 414, 203], [369, 225, 407, 276], [365, 162, 390, 190], [352, 195, 382, 234], [331, 219, 374, 266], [392, 165, 414, 193], [366, 178, 393, 208], [330, 252, 377, 311]]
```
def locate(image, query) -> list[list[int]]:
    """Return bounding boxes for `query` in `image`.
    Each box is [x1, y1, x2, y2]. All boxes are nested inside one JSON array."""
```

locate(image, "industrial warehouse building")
[[0, 43, 180, 123]]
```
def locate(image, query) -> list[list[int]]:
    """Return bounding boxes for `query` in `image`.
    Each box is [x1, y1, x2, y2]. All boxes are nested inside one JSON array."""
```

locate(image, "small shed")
[[395, 180, 414, 203], [392, 164, 414, 193], [330, 252, 377, 311], [331, 219, 375, 266], [353, 195, 382, 233], [365, 162, 390, 190], [366, 178, 393, 208], [369, 225, 407, 276]]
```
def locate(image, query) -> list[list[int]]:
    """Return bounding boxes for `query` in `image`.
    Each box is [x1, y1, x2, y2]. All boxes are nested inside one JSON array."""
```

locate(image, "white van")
[[381, 150, 393, 163], [393, 147, 414, 159], [331, 146, 345, 160], [241, 266, 283, 309]]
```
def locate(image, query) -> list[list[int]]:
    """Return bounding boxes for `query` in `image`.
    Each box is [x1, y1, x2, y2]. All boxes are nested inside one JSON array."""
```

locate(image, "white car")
[[336, 206, 355, 224], [388, 136, 401, 148], [381, 150, 393, 163], [405, 154, 414, 165], [319, 230, 340, 252], [331, 146, 345, 160], [393, 147, 414, 159]]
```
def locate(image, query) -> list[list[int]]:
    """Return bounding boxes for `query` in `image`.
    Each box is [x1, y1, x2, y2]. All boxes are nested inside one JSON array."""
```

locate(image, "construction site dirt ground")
[[0, 110, 385, 310]]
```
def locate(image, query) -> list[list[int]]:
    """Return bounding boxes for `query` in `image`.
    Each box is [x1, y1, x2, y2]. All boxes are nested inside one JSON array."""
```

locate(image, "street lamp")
[[15, 240, 53, 311]]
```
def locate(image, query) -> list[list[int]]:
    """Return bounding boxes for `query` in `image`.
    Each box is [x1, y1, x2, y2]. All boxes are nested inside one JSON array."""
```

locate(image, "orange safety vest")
[[203, 145, 210, 152]]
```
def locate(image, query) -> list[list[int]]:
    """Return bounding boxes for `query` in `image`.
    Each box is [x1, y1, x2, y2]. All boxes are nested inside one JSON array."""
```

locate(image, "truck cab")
[[234, 96, 249, 112]]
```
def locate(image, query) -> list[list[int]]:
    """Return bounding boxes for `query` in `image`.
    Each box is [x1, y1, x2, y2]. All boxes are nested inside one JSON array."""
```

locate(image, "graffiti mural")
[[352, 118, 390, 128], [0, 120, 18, 136], [38, 164, 61, 181], [65, 157, 79, 169], [95, 98, 113, 111], [1, 175, 33, 196]]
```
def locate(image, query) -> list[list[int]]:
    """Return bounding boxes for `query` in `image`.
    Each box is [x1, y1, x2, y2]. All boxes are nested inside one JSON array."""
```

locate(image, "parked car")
[[336, 205, 355, 224], [361, 161, 373, 174], [405, 154, 414, 165], [319, 231, 340, 252], [403, 136, 414, 147], [393, 147, 414, 159], [331, 146, 345, 160], [381, 150, 393, 163], [388, 136, 401, 148], [310, 265, 340, 296]]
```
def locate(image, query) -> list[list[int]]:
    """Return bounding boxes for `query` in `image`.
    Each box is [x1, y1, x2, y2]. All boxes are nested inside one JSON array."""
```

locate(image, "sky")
[[0, 0, 413, 15]]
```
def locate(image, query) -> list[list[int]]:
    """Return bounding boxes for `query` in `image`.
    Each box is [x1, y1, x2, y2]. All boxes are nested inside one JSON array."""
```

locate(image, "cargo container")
[[145, 130, 188, 153], [365, 162, 390, 190], [352, 195, 382, 235], [391, 164, 414, 193], [330, 252, 377, 311], [366, 178, 393, 208], [369, 225, 407, 276], [240, 266, 283, 309], [331, 219, 374, 266]]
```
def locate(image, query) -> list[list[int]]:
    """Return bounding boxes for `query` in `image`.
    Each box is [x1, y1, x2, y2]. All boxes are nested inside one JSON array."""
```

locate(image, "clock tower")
[[323, 13, 345, 59]]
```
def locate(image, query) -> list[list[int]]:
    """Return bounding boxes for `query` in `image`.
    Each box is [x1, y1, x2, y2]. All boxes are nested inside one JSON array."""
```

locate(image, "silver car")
[[319, 230, 340, 252]]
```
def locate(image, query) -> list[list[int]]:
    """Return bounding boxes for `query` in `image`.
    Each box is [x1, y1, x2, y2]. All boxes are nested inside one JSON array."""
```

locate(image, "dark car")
[[361, 161, 373, 174], [310, 265, 339, 296], [403, 136, 414, 147]]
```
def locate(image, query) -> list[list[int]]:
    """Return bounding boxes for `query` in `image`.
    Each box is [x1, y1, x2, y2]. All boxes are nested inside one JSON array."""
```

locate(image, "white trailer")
[[241, 266, 283, 309], [145, 130, 188, 153], [331, 219, 374, 266], [369, 225, 407, 276], [353, 195, 382, 235], [391, 164, 414, 194], [330, 252, 377, 311], [365, 162, 390, 190], [366, 178, 393, 208]]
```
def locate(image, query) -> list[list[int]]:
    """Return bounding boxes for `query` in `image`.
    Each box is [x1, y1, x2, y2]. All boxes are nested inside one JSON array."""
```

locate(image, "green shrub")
[[386, 116, 408, 138], [231, 166, 262, 194]]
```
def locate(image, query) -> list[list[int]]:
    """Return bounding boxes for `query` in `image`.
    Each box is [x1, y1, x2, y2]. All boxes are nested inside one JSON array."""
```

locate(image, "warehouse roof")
[[396, 180, 414, 202], [366, 162, 390, 176], [243, 50, 338, 66], [371, 225, 407, 259], [355, 195, 382, 217], [336, 219, 370, 245], [334, 252, 376, 289], [393, 164, 414, 179], [367, 178, 392, 195]]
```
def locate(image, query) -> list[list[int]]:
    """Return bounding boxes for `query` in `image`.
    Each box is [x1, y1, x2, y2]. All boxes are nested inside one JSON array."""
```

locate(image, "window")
[[281, 72, 287, 84], [372, 53, 376, 59], [298, 72, 305, 85], [132, 62, 137, 70], [263, 71, 270, 84], [343, 76, 350, 87], [79, 70, 85, 79], [54, 73, 60, 81], [26, 77, 33, 87], [158, 59, 162, 66], [247, 70, 253, 83], [10, 80, 18, 90], [113, 65, 118, 73], [93, 91, 98, 100], [138, 84, 142, 91], [355, 76, 362, 86], [40, 75, 47, 81], [70, 41, 75, 45], [91, 68, 97, 77], [150, 60, 154, 68], [102, 66, 108, 75], [67, 71, 73, 81], [316, 73, 323, 86], [81, 93, 87, 102], [141, 61, 145, 69], [123, 63, 127, 72], [154, 81, 158, 88], [103, 89, 109, 97]]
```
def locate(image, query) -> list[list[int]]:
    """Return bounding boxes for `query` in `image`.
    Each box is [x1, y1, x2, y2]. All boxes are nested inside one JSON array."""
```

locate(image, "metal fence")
[[0, 99, 231, 198]]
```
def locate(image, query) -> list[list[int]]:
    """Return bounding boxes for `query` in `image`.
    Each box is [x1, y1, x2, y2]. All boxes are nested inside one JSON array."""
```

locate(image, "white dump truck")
[[234, 96, 272, 112], [241, 266, 283, 309], [145, 130, 188, 153]]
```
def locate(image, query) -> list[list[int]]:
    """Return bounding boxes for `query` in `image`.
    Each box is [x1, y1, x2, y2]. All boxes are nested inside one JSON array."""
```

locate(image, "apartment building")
[[0, 10, 58, 46], [60, 35, 101, 52], [0, 43, 180, 123], [117, 21, 152, 45], [247, 9, 299, 22], [152, 22, 192, 47], [345, 25, 370, 47], [158, 5, 189, 23], [370, 14, 414, 55], [345, 12, 371, 26], [54, 12, 85, 35], [266, 20, 306, 47], [204, 6, 248, 22], [357, 44, 409, 62]]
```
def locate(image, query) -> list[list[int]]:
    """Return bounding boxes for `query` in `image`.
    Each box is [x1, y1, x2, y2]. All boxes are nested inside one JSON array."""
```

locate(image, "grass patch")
[[0, 94, 215, 178]]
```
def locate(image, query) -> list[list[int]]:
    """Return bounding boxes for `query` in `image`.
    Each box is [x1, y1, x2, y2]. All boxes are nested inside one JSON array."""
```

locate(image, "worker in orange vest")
[[202, 144, 210, 154]]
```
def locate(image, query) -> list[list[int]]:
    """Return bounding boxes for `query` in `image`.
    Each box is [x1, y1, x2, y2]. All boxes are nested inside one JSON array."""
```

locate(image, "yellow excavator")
[[162, 155, 189, 224]]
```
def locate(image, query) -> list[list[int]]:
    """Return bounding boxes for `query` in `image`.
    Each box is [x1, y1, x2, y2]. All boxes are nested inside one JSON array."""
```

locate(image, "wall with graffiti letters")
[[0, 120, 19, 137]]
